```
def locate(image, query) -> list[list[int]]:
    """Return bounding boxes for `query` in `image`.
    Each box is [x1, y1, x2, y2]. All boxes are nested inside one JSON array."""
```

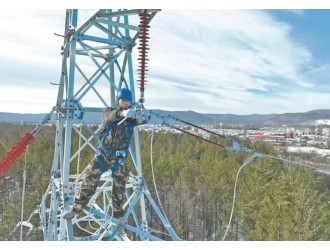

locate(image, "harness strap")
[[96, 153, 105, 173], [110, 157, 127, 177], [99, 121, 117, 142], [100, 148, 128, 157], [96, 119, 132, 177]]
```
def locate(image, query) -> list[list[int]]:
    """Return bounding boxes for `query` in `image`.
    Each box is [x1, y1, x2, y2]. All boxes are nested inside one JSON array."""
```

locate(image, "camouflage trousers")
[[73, 156, 130, 218]]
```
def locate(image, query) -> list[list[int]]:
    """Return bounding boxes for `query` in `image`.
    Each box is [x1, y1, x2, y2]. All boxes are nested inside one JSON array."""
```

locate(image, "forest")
[[0, 122, 329, 241]]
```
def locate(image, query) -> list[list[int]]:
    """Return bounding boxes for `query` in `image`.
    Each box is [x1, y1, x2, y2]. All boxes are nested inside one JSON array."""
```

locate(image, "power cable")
[[221, 152, 263, 241], [20, 146, 28, 241], [150, 123, 173, 230], [150, 112, 330, 241]]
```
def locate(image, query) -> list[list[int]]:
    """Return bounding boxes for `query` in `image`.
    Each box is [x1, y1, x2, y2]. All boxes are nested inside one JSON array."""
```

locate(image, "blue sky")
[[1, 8, 330, 115]]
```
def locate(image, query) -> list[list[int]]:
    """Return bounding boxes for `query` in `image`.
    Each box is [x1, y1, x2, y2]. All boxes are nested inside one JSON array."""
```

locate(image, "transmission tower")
[[28, 9, 179, 241]]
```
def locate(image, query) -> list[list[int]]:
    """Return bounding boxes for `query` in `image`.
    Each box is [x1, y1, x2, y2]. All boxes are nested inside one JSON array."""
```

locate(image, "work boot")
[[63, 211, 76, 220], [63, 205, 84, 220]]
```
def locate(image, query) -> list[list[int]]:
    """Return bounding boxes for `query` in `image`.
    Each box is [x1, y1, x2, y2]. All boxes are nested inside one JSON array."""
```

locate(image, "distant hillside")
[[150, 110, 215, 125], [0, 112, 100, 124], [1, 109, 330, 126], [262, 109, 330, 126], [149, 110, 276, 125], [0, 112, 51, 123], [205, 113, 276, 125]]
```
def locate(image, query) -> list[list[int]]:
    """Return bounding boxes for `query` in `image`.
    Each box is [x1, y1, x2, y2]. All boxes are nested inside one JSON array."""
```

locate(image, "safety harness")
[[96, 119, 132, 177]]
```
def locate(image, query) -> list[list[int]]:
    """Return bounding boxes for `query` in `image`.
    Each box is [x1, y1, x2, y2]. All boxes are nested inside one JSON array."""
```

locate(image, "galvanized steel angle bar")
[[82, 206, 162, 241], [115, 53, 129, 89], [98, 9, 141, 18], [99, 189, 142, 239], [74, 62, 109, 107], [70, 126, 97, 163], [143, 186, 181, 240], [78, 34, 121, 46], [76, 42, 124, 100], [75, 40, 106, 58], [96, 18, 139, 32], [73, 60, 107, 99], [40, 193, 48, 240], [72, 9, 103, 38], [80, 119, 102, 143], [91, 20, 127, 45]]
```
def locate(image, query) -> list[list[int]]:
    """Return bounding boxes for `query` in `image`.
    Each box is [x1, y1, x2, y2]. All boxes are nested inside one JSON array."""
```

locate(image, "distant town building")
[[284, 131, 293, 138], [303, 128, 312, 135], [322, 128, 330, 135]]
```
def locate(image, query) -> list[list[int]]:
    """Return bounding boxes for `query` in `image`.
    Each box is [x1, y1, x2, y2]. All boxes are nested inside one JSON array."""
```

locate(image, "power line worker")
[[63, 88, 150, 221]]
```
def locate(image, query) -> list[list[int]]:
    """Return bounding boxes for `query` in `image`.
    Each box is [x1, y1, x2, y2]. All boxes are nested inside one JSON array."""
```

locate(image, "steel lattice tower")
[[34, 9, 180, 241]]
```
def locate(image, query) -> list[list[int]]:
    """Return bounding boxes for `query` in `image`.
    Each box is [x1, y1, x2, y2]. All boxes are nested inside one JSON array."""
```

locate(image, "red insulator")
[[0, 132, 34, 178], [138, 9, 151, 96]]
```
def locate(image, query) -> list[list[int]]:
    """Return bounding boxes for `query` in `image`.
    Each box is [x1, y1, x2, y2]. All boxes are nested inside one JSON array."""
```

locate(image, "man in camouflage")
[[63, 88, 150, 220]]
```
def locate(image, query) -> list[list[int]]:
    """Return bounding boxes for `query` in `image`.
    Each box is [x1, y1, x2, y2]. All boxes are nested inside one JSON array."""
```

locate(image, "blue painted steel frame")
[[39, 9, 179, 241]]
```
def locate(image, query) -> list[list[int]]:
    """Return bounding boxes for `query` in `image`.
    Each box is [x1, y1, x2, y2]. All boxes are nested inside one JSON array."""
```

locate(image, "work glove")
[[121, 108, 136, 118]]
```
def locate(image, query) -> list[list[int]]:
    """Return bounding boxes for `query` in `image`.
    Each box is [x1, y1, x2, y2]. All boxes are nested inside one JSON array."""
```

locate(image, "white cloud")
[[145, 10, 318, 114], [284, 10, 305, 16], [3, 1, 330, 10], [0, 10, 64, 65], [0, 85, 57, 113], [0, 9, 328, 115]]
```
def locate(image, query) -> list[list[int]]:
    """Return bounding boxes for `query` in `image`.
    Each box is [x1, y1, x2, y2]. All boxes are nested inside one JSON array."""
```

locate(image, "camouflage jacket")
[[99, 107, 149, 153]]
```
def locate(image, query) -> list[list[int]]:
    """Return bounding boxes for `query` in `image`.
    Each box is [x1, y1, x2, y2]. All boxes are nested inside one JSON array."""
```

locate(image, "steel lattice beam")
[[16, 9, 179, 241]]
